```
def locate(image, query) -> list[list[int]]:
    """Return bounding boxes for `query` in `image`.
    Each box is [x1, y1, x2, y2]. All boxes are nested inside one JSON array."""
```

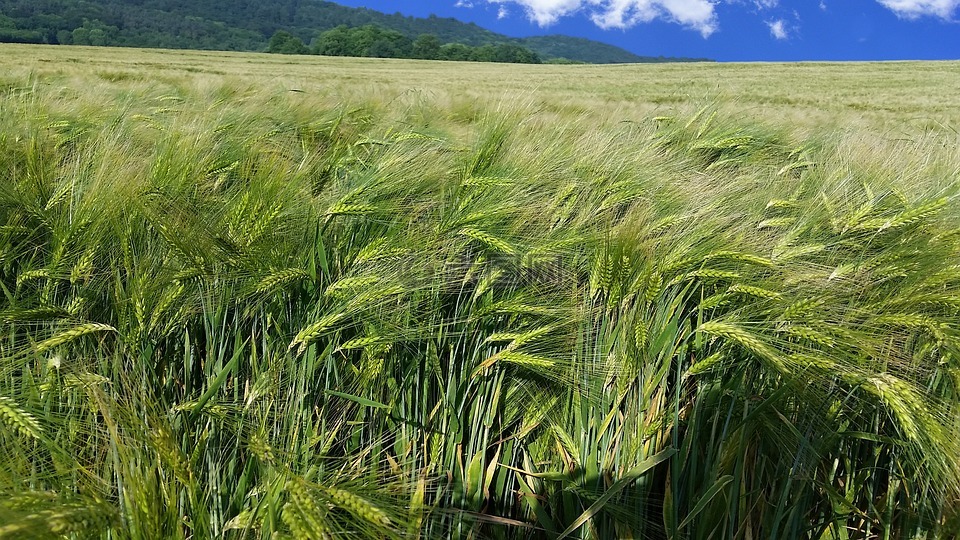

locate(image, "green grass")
[[1, 44, 960, 539]]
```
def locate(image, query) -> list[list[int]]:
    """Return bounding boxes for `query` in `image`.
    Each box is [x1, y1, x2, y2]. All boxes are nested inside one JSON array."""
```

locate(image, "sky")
[[331, 0, 960, 61]]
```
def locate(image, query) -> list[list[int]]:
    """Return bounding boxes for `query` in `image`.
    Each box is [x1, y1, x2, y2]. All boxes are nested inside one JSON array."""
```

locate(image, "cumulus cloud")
[[487, 0, 583, 26], [488, 0, 719, 36], [476, 0, 957, 41], [876, 0, 960, 18], [767, 18, 788, 38]]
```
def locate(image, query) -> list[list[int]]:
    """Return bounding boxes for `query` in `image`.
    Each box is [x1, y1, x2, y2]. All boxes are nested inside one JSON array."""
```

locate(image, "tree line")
[[268, 25, 542, 64]]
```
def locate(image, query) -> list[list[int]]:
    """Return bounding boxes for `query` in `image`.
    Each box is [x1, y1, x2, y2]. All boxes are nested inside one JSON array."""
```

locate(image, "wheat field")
[[2, 43, 960, 539]]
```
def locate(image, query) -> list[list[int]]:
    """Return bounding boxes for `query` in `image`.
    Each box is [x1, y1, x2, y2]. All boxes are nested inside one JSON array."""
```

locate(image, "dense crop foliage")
[[1, 59, 960, 539]]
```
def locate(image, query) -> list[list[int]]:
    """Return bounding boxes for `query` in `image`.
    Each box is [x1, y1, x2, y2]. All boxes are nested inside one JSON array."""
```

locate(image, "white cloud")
[[488, 0, 719, 36], [498, 5, 510, 18], [487, 0, 583, 26], [455, 0, 475, 7], [819, 0, 827, 9], [767, 18, 788, 38], [724, 0, 776, 11], [876, 0, 960, 18]]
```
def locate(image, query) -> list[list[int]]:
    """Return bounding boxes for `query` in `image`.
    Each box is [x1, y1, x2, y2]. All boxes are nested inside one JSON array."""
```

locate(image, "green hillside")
[[0, 0, 709, 63], [519, 34, 709, 63]]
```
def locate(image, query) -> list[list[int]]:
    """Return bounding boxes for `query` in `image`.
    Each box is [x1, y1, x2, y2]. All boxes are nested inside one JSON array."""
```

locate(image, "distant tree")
[[0, 13, 44, 43], [469, 44, 496, 63], [412, 34, 441, 59], [370, 27, 411, 57], [70, 25, 88, 45], [493, 43, 541, 64], [348, 25, 381, 56], [517, 48, 542, 64], [266, 29, 308, 54], [69, 18, 117, 46], [313, 25, 352, 56], [367, 37, 398, 58], [88, 28, 107, 46], [0, 28, 44, 43], [313, 25, 412, 58], [438, 42, 471, 61]]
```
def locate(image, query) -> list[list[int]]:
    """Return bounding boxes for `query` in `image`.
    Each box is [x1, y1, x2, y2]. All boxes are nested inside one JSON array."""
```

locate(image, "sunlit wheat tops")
[[1, 46, 960, 540]]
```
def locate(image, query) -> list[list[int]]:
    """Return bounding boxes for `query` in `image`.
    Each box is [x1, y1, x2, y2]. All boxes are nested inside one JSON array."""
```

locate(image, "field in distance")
[[2, 43, 960, 539], [4, 43, 960, 134]]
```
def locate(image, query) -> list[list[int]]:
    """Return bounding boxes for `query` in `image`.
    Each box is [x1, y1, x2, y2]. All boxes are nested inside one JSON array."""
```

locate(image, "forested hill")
[[0, 0, 711, 63]]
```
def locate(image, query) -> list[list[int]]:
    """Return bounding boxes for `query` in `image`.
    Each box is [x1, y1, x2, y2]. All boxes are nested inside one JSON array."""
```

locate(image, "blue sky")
[[332, 1, 960, 61]]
